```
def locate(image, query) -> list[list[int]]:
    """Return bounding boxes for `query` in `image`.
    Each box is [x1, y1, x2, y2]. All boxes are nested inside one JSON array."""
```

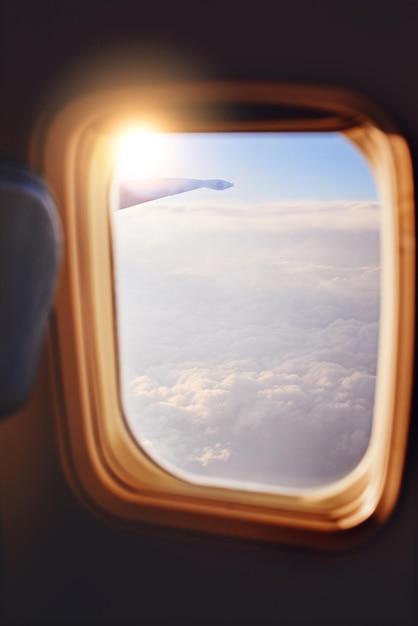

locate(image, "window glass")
[[111, 132, 379, 491]]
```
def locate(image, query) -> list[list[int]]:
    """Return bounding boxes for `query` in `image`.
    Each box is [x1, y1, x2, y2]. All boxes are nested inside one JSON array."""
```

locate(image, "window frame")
[[32, 83, 415, 547]]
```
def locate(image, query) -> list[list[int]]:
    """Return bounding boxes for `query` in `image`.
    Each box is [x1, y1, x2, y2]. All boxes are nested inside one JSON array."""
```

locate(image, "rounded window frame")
[[32, 83, 415, 548]]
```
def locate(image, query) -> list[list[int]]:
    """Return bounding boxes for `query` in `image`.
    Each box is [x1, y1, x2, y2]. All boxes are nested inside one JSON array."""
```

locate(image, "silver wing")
[[118, 178, 233, 209]]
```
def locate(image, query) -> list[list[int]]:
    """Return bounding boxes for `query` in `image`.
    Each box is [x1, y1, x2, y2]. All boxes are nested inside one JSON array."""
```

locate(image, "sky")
[[111, 132, 380, 492], [115, 131, 378, 203]]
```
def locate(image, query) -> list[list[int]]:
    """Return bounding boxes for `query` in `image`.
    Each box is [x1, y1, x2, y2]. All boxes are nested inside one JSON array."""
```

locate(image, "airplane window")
[[111, 131, 379, 492]]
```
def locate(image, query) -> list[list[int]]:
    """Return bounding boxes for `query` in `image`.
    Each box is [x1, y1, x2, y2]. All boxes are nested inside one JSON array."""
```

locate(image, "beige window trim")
[[31, 83, 415, 548]]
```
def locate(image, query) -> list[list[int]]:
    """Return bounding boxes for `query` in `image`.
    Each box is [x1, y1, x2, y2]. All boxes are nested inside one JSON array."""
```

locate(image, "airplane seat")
[[0, 158, 61, 419]]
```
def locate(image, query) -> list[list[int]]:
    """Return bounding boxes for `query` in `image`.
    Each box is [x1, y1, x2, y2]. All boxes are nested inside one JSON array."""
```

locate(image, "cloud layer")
[[113, 200, 380, 490]]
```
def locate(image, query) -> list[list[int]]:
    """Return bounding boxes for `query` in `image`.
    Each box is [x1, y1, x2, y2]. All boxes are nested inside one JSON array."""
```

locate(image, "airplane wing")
[[118, 178, 234, 210]]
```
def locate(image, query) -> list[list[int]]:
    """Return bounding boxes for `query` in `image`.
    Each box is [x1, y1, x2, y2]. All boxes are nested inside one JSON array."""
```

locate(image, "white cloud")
[[114, 200, 380, 490], [188, 443, 231, 467]]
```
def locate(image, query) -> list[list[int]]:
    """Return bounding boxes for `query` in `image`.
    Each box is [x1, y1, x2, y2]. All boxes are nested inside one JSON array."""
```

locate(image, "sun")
[[114, 126, 170, 181]]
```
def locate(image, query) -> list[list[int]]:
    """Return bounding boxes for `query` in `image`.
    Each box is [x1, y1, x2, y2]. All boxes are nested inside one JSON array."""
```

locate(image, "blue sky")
[[116, 131, 378, 204], [169, 132, 378, 203]]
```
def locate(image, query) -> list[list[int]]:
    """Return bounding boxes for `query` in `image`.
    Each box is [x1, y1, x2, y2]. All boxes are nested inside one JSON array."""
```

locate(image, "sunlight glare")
[[115, 126, 169, 181]]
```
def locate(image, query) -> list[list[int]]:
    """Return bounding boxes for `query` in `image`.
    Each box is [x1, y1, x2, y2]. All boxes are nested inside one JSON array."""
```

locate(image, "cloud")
[[188, 443, 231, 467], [115, 200, 380, 490]]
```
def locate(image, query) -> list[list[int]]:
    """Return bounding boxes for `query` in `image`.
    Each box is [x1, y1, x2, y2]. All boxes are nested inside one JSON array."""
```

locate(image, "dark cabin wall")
[[0, 1, 417, 624], [1, 1, 418, 153]]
